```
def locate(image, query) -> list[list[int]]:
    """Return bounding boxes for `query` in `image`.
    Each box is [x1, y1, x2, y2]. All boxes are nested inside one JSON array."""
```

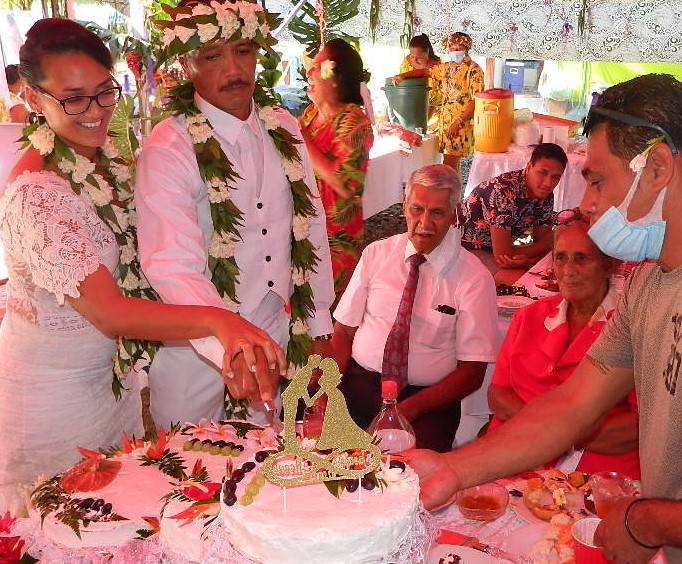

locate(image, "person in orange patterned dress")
[[299, 39, 374, 303]]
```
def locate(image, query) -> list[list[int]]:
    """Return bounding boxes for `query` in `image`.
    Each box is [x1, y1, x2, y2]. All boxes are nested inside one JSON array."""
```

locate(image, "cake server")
[[438, 530, 532, 564]]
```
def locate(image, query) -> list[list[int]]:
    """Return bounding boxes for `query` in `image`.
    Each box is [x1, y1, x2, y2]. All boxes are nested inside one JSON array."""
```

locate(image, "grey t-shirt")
[[588, 261, 682, 559]]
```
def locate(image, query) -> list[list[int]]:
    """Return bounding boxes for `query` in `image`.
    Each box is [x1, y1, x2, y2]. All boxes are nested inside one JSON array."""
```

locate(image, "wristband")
[[624, 498, 662, 550], [313, 334, 333, 341]]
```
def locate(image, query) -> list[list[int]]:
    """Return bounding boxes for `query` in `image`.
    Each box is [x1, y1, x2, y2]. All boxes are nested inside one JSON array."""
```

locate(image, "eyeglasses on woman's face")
[[32, 80, 122, 115], [554, 207, 590, 226]]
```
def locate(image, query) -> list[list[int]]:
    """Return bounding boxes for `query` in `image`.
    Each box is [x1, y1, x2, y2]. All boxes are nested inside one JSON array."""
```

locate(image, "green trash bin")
[[382, 77, 430, 132]]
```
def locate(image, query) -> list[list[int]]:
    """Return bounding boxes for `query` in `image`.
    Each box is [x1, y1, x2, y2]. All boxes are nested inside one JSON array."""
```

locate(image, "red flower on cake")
[[0, 535, 24, 563], [180, 482, 222, 502], [59, 457, 123, 494], [0, 512, 15, 535], [144, 427, 168, 460]]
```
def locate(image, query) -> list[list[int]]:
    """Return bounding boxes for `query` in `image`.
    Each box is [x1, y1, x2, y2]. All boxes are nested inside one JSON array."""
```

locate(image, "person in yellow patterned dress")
[[394, 32, 484, 176], [397, 34, 442, 122]]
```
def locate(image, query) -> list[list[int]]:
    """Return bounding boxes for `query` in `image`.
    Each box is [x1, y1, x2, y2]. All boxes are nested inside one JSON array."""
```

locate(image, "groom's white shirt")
[[135, 95, 334, 425]]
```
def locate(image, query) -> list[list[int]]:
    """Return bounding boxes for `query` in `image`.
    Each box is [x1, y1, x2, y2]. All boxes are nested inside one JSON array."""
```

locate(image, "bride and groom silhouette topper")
[[262, 355, 382, 487]]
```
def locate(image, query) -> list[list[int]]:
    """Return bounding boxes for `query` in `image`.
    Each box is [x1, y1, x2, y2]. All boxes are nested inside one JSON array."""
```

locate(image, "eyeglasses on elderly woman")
[[583, 105, 679, 155], [554, 208, 590, 226]]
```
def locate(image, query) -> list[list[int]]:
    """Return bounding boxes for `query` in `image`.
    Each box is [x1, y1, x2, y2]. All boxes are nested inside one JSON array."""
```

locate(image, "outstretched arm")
[[410, 356, 634, 510]]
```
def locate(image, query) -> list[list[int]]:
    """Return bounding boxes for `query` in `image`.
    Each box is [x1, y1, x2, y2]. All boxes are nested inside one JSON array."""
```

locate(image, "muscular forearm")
[[626, 498, 682, 550], [576, 410, 639, 454], [398, 361, 486, 422], [441, 375, 604, 488]]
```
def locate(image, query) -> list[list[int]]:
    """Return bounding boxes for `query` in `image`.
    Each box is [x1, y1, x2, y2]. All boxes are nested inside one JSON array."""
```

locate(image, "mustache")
[[219, 79, 251, 91], [414, 229, 435, 236]]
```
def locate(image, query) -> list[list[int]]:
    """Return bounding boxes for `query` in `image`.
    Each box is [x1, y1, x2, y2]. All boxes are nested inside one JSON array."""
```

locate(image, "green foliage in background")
[[287, 0, 360, 57]]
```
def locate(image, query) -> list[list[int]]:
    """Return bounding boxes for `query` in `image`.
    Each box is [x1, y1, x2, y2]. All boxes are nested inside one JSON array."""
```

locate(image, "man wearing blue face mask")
[[393, 32, 484, 176], [407, 73, 682, 563]]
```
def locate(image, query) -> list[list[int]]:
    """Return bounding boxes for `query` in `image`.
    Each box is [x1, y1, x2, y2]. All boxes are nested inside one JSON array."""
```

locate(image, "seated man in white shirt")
[[331, 164, 499, 452], [134, 0, 335, 426]]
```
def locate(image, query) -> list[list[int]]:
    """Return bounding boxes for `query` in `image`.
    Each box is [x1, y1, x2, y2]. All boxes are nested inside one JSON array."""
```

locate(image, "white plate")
[[502, 522, 550, 556], [428, 545, 498, 564], [496, 295, 534, 310]]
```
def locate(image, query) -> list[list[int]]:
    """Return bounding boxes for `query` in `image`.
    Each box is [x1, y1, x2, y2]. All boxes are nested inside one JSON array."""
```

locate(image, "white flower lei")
[[170, 84, 319, 373], [156, 0, 320, 419], [23, 120, 160, 398], [157, 1, 321, 417]]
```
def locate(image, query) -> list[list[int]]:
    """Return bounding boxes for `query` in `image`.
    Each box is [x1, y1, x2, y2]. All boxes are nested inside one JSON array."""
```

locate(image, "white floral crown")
[[154, 0, 281, 63]]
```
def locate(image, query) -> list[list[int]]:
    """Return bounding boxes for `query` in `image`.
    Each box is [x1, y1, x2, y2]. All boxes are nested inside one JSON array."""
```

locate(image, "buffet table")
[[464, 144, 587, 212], [363, 134, 441, 219]]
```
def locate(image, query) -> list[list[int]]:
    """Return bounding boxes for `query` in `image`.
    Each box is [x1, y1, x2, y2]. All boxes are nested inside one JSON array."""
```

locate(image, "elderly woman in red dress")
[[488, 219, 640, 478], [299, 39, 374, 302]]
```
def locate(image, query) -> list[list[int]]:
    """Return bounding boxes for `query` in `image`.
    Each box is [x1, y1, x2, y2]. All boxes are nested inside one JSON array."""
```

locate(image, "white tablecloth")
[[464, 144, 587, 213], [363, 134, 441, 219]]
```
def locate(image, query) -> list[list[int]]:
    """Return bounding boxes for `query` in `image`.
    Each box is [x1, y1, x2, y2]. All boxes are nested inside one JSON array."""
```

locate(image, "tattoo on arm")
[[587, 354, 612, 376]]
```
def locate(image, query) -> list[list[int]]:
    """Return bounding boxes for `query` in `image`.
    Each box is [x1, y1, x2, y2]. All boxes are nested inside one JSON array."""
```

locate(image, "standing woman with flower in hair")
[[299, 39, 374, 302], [394, 32, 483, 176], [0, 18, 285, 512]]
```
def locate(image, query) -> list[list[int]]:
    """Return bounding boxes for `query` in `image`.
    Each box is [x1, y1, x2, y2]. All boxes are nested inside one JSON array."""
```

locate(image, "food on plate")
[[496, 284, 531, 297], [523, 469, 587, 521], [438, 555, 462, 564], [535, 280, 559, 293], [528, 513, 575, 563]]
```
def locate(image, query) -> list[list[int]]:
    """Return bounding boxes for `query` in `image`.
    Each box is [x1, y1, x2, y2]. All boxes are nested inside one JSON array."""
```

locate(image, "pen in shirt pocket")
[[435, 304, 457, 315]]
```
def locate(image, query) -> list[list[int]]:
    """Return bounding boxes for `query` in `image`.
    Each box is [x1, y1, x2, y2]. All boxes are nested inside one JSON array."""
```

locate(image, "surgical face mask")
[[448, 51, 466, 63], [588, 154, 667, 262]]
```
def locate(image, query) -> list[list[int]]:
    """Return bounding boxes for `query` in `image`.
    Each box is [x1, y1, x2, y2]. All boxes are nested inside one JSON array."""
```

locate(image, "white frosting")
[[36, 454, 171, 548], [220, 466, 421, 564], [33, 423, 422, 564]]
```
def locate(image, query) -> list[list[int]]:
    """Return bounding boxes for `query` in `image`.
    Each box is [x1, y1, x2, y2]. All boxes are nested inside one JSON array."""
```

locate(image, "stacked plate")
[[497, 295, 534, 318]]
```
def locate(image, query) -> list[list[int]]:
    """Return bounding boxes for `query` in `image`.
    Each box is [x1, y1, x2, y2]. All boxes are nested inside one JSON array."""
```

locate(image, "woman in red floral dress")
[[299, 39, 374, 303]]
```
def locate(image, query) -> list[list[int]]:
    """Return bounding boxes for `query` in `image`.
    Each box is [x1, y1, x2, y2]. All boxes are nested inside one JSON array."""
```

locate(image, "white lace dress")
[[0, 171, 143, 513]]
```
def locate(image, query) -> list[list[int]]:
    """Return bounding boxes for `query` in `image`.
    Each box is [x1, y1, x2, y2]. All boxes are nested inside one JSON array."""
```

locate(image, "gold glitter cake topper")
[[263, 355, 381, 487]]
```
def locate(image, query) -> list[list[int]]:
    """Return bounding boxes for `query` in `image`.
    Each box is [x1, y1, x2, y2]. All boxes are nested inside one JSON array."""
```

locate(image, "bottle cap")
[[381, 380, 398, 400]]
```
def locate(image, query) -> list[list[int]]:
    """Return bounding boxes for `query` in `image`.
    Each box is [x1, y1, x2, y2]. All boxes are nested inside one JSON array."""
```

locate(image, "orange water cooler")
[[474, 88, 514, 153]]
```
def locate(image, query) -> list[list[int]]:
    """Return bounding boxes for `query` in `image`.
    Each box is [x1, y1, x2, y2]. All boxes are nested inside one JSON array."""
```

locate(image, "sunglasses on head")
[[554, 208, 589, 226], [584, 105, 679, 155]]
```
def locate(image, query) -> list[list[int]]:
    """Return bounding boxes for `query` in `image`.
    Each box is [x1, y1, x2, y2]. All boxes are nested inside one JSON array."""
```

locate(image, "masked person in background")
[[393, 32, 483, 177]]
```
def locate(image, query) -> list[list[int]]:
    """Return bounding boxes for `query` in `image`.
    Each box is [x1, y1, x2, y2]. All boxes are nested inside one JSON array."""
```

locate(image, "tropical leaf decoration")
[[287, 0, 360, 57], [400, 0, 416, 49], [109, 95, 141, 163]]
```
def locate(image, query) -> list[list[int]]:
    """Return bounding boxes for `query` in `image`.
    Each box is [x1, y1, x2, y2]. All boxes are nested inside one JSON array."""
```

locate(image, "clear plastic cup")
[[588, 471, 639, 518]]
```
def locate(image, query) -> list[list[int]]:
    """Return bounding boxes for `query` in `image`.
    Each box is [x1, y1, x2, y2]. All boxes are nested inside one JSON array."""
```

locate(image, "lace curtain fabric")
[[0, 171, 143, 513], [271, 0, 681, 63]]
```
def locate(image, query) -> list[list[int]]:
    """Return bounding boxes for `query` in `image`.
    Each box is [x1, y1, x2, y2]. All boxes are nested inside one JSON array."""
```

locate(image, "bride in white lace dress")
[[0, 18, 286, 513]]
